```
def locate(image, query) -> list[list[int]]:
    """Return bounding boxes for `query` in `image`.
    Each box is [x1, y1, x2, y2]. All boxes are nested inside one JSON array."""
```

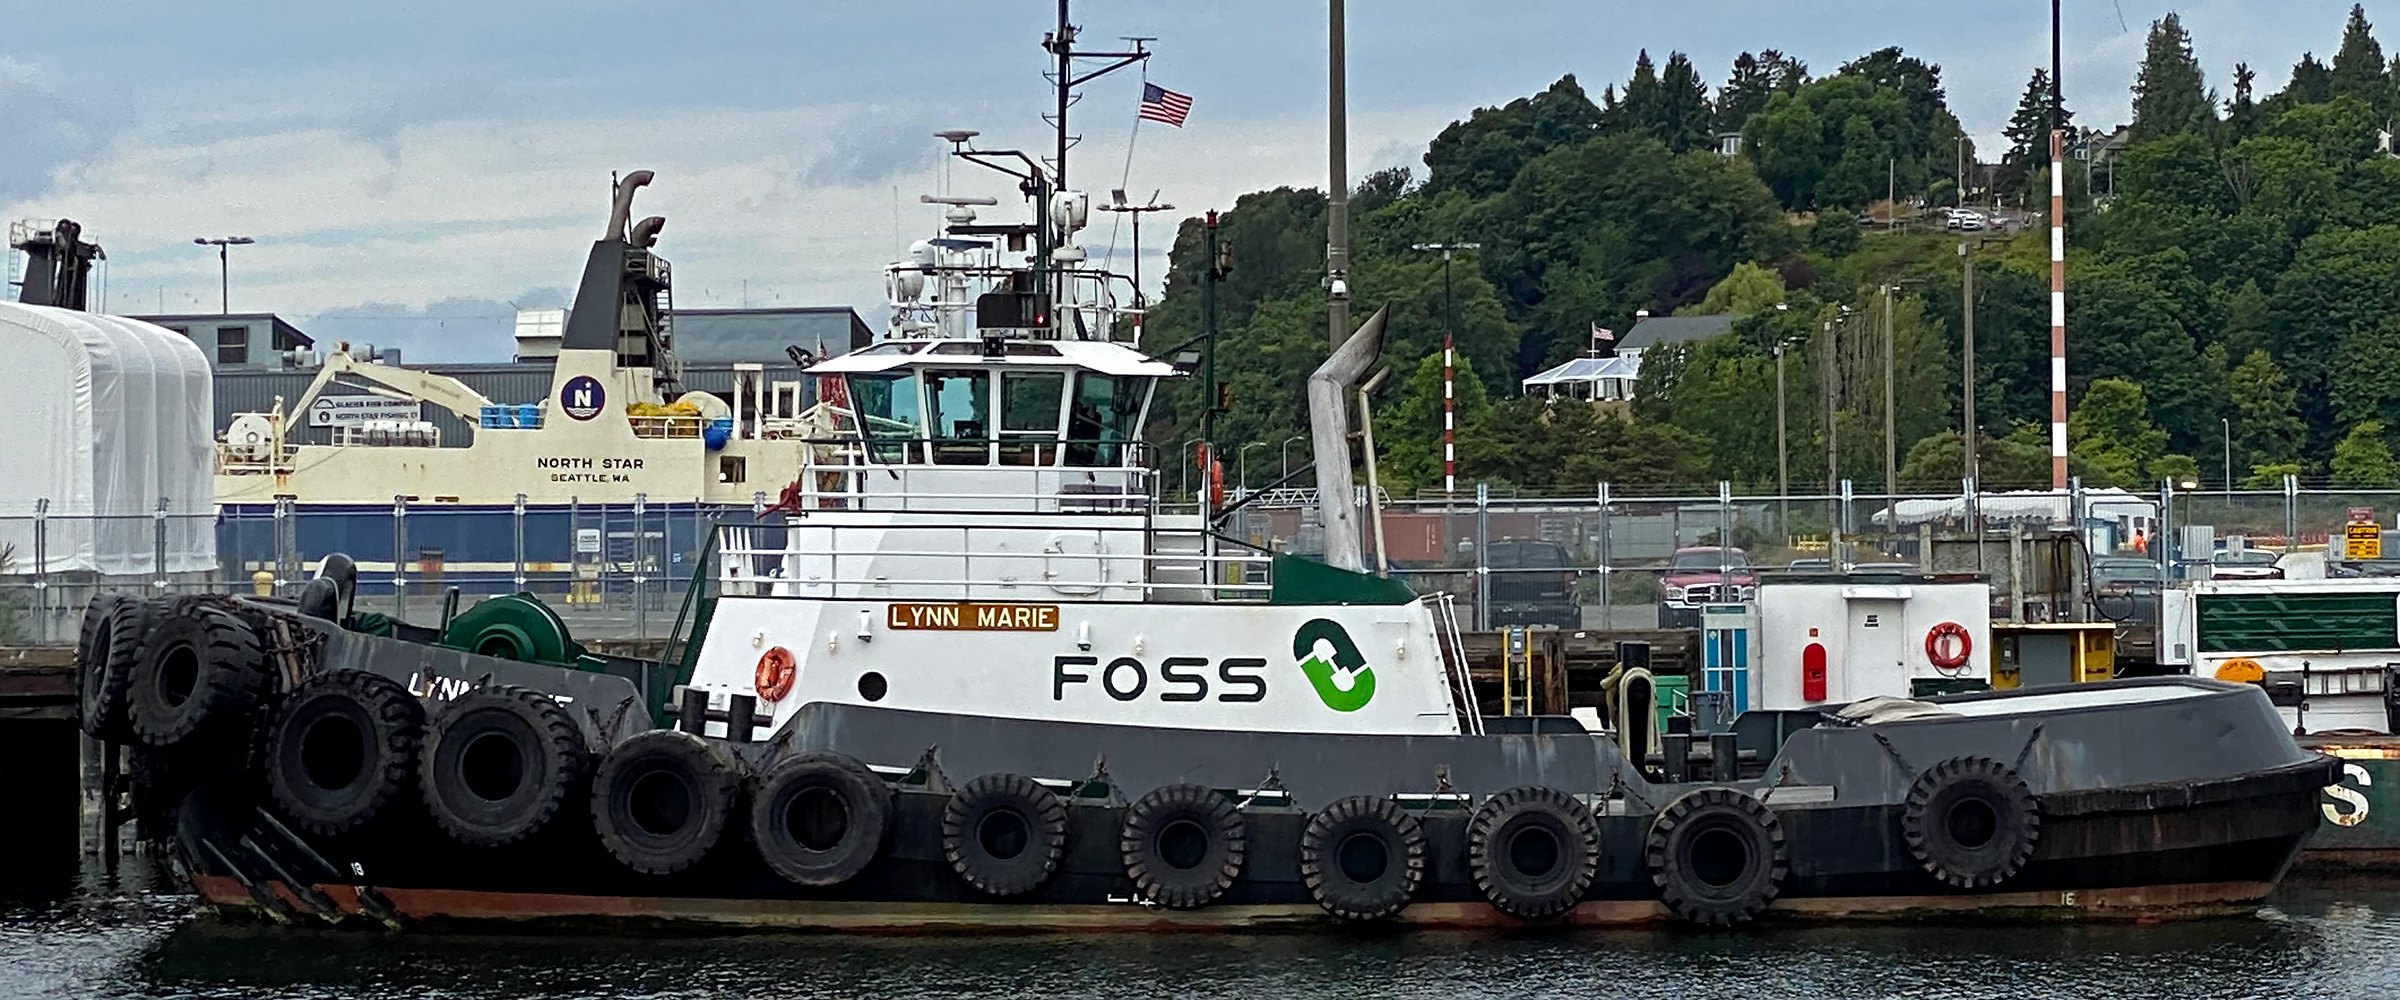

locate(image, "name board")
[[310, 396, 422, 426], [2347, 522, 2383, 561], [887, 602, 1060, 631]]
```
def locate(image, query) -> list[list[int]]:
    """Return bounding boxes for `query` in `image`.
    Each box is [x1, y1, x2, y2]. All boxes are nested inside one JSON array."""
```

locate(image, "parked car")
[[2211, 549, 2284, 581], [1945, 209, 1987, 231], [1483, 538, 1581, 629], [1658, 546, 1756, 629], [1785, 557, 1832, 573]]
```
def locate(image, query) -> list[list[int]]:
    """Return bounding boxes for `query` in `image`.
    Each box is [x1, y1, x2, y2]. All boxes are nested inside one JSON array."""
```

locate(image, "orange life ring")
[[1208, 456, 1226, 508], [1925, 622, 1973, 672], [755, 646, 797, 702]]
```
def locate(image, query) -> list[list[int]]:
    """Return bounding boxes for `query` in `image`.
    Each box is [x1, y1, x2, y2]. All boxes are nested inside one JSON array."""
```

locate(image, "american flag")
[[1590, 322, 1615, 342], [1139, 83, 1193, 127]]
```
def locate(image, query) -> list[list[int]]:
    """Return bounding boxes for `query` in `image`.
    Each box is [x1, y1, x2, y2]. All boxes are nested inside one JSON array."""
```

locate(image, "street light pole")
[[193, 236, 255, 314], [1239, 441, 1267, 491], [1280, 434, 1308, 479], [1411, 242, 1480, 496], [1960, 243, 1978, 490], [2223, 417, 2233, 497], [1882, 282, 1897, 504]]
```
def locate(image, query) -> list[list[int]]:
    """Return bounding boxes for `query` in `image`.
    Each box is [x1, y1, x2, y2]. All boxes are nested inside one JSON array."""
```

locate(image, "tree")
[[2330, 5, 2388, 110], [2001, 68, 2070, 201], [1641, 52, 1716, 153], [1420, 76, 1604, 200], [2068, 378, 2171, 487], [1818, 115, 1896, 208], [1679, 262, 1786, 316], [2226, 63, 2261, 143], [1718, 50, 1808, 134], [2277, 53, 2335, 107], [1382, 350, 1494, 494], [2332, 421, 2400, 487], [2130, 14, 2216, 143], [2243, 461, 2305, 489], [2229, 349, 2305, 473]]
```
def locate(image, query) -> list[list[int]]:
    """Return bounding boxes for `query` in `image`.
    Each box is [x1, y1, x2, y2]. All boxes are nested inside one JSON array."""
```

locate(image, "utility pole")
[[1775, 341, 1789, 510], [193, 236, 255, 314], [2049, 0, 2069, 491], [1960, 243, 1977, 489], [1412, 242, 1479, 495], [1325, 0, 1350, 352], [1883, 283, 1897, 504], [1823, 314, 1839, 493], [1201, 211, 1227, 453]]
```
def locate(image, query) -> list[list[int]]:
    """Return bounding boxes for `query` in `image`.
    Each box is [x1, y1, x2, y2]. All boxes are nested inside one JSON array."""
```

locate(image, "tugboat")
[[79, 13, 2338, 932]]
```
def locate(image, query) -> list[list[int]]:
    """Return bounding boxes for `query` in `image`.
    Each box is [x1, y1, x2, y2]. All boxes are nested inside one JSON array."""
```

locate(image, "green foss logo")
[[1294, 619, 1375, 712]]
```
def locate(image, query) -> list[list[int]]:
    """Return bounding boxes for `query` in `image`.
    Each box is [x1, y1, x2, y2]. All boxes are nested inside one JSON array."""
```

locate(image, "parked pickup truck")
[[1658, 545, 1756, 629]]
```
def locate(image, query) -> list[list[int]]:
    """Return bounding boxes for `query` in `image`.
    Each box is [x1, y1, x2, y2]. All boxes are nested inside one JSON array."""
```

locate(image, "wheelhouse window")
[[924, 370, 991, 465], [999, 371, 1066, 465], [849, 372, 922, 463], [1066, 372, 1149, 467]]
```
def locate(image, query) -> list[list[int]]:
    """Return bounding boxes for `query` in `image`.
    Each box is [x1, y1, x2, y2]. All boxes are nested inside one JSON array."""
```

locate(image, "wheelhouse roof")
[[807, 338, 1179, 377]]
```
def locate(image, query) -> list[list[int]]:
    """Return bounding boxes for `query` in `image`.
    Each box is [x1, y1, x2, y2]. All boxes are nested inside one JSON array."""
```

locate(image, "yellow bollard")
[[251, 570, 276, 596]]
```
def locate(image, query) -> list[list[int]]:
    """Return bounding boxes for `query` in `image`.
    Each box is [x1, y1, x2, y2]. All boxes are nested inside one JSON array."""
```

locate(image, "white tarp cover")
[[0, 303, 216, 575]]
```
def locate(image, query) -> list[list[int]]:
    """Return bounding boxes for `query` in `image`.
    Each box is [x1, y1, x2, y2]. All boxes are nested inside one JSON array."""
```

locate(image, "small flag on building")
[[1139, 83, 1193, 127]]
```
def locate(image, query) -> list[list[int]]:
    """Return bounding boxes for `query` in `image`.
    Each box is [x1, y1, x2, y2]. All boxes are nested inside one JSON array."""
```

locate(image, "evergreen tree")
[[1717, 50, 1807, 133], [1621, 50, 1662, 137], [2281, 53, 2335, 106], [2332, 421, 2400, 487], [2002, 68, 2070, 200], [2226, 63, 2261, 143], [2068, 378, 2172, 487], [2229, 349, 2306, 473], [2131, 13, 2216, 142], [1650, 52, 1716, 153], [2330, 4, 2388, 110]]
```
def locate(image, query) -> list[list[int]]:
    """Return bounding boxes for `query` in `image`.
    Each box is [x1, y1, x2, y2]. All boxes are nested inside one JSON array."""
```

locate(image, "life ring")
[[128, 597, 270, 748], [751, 751, 893, 886], [1925, 621, 1974, 672], [1121, 783, 1247, 909], [1901, 756, 2041, 889], [755, 646, 796, 702], [1466, 785, 1601, 920], [1645, 787, 1788, 926], [266, 669, 426, 838], [591, 730, 744, 875], [417, 685, 589, 848], [1208, 456, 1226, 508], [942, 772, 1069, 897], [1300, 794, 1426, 921]]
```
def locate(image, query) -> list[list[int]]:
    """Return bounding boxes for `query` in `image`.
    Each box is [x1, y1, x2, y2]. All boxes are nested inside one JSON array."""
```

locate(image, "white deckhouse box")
[[1754, 576, 1993, 711]]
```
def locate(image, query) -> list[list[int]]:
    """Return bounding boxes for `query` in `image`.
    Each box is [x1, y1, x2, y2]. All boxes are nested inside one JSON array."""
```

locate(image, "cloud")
[[797, 106, 946, 187], [297, 292, 566, 363], [0, 56, 129, 203]]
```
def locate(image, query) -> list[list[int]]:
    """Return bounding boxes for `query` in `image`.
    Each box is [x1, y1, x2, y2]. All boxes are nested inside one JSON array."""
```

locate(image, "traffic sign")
[[2346, 522, 2382, 561], [2349, 506, 2376, 523], [309, 395, 422, 426]]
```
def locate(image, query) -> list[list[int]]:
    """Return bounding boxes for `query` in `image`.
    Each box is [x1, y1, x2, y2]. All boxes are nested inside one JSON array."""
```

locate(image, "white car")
[[1945, 209, 1986, 231]]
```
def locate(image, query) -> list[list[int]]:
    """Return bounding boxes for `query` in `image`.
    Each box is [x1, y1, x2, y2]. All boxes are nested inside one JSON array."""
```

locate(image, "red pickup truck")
[[1658, 545, 1757, 629]]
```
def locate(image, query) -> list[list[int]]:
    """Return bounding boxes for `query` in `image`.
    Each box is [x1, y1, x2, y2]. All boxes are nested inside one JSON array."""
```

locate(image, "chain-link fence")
[[3, 477, 2390, 645]]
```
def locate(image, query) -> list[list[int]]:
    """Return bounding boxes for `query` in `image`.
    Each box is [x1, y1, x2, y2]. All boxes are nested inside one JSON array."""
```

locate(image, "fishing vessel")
[[79, 7, 2341, 933]]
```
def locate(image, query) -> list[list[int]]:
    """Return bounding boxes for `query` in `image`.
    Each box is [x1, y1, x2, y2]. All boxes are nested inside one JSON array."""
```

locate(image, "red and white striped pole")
[[1444, 328, 1456, 493], [2048, 130, 2067, 490], [2048, 0, 2068, 491]]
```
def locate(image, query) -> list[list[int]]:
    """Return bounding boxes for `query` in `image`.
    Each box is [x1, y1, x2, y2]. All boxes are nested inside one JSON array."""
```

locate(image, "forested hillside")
[[1139, 5, 2400, 496]]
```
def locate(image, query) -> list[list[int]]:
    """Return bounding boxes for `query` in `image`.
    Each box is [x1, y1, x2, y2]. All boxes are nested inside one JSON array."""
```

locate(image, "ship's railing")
[[788, 445, 1156, 514], [713, 520, 1272, 601], [628, 413, 716, 439], [800, 437, 1154, 472]]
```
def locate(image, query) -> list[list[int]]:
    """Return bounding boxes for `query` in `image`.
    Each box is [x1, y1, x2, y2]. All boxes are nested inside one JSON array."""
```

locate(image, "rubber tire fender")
[[591, 729, 743, 875], [941, 773, 1069, 898], [1902, 755, 2041, 889], [77, 592, 141, 742], [129, 597, 269, 749], [1467, 785, 1602, 921], [418, 685, 589, 848], [1646, 786, 1789, 926], [1300, 794, 1426, 921], [751, 751, 892, 886], [1120, 783, 1247, 910], [266, 670, 426, 837]]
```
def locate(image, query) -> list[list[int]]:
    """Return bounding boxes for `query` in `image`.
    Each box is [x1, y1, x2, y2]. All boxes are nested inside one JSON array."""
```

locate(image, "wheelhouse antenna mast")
[[1040, 0, 1149, 310]]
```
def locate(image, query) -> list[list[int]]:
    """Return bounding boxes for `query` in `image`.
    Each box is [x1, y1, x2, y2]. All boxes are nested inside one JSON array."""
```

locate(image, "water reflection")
[[4, 865, 2396, 1000]]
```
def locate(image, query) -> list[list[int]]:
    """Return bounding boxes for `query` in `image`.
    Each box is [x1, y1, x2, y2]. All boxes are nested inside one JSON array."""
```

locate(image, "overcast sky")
[[2, 1, 2379, 360]]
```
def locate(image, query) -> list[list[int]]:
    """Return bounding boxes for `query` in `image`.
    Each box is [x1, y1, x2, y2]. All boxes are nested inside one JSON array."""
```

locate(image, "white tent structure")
[[1, 302, 216, 580], [1523, 352, 1640, 401]]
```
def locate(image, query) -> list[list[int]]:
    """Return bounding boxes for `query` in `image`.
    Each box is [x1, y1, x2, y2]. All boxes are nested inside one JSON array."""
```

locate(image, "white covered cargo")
[[0, 302, 216, 578]]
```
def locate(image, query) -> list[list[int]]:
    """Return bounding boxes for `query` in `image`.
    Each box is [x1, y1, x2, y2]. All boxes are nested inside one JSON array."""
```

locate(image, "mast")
[[2049, 0, 2068, 490]]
